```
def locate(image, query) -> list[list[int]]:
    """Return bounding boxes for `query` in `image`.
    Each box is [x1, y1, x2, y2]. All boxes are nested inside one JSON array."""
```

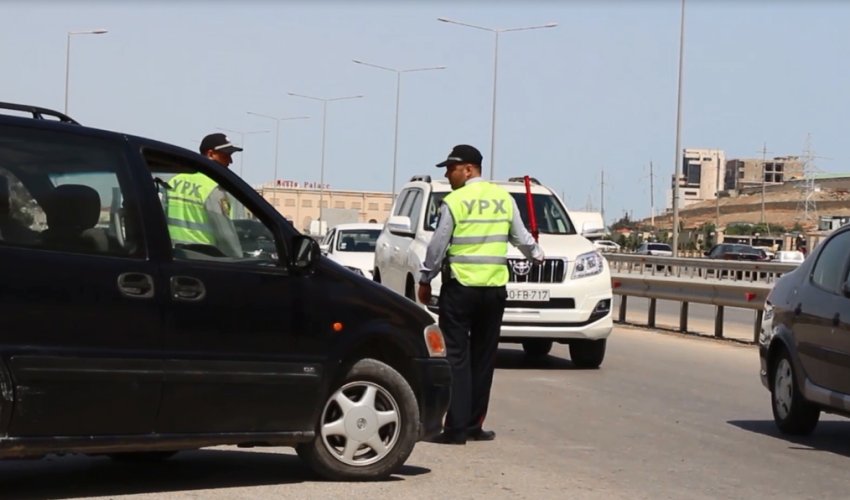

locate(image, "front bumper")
[[412, 358, 451, 440]]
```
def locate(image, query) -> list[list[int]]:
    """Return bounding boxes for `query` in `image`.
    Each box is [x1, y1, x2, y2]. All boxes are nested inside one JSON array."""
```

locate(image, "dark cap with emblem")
[[199, 133, 243, 155], [436, 144, 483, 168]]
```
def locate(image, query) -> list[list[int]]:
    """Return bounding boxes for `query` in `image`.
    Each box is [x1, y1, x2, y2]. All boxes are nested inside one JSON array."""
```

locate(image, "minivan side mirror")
[[387, 215, 414, 236], [319, 243, 330, 255], [291, 235, 320, 271]]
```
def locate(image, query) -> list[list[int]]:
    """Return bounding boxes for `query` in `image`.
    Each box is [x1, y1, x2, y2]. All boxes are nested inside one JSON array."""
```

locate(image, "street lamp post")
[[437, 17, 557, 180], [287, 93, 363, 223], [65, 29, 108, 114], [216, 127, 270, 178], [352, 59, 445, 200], [671, 0, 686, 257], [246, 112, 309, 208]]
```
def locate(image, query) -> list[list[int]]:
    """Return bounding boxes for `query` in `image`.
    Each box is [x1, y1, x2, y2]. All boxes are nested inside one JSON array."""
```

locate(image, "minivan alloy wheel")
[[320, 381, 401, 467]]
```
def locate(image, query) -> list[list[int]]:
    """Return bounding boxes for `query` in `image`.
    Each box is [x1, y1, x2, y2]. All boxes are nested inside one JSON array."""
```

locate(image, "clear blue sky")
[[4, 0, 848, 224]]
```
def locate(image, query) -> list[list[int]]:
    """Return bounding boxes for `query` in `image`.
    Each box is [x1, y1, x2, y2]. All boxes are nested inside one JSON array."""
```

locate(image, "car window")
[[405, 190, 424, 227], [811, 230, 850, 293], [425, 191, 445, 231], [336, 229, 381, 252], [510, 193, 574, 235], [394, 189, 415, 217], [0, 126, 143, 257], [143, 149, 278, 263]]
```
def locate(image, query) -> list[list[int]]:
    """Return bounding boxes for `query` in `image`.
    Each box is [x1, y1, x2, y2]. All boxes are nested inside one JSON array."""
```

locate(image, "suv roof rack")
[[409, 175, 432, 183], [0, 102, 79, 124], [507, 176, 541, 185]]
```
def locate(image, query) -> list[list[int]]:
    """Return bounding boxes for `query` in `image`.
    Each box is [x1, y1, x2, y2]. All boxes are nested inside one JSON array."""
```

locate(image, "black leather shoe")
[[468, 429, 496, 441], [428, 432, 467, 445]]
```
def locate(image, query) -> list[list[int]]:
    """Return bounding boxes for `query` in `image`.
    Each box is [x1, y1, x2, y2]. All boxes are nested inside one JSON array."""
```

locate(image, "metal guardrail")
[[604, 254, 799, 342]]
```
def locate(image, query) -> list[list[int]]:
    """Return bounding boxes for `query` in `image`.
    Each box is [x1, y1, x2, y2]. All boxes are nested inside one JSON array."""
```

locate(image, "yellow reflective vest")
[[166, 173, 219, 245], [443, 181, 513, 287]]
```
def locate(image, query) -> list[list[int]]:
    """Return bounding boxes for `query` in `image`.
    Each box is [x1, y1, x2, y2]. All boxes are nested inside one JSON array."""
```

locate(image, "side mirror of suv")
[[387, 215, 414, 236], [291, 235, 320, 270]]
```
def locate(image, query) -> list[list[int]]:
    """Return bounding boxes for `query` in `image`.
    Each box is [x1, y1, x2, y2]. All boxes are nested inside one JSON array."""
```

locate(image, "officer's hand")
[[417, 282, 431, 305]]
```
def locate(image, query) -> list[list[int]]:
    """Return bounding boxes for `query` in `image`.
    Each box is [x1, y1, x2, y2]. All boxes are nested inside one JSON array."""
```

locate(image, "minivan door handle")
[[117, 272, 155, 299], [170, 276, 206, 302]]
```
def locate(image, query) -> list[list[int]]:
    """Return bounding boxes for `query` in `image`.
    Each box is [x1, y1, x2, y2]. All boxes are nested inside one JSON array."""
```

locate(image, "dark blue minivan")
[[0, 103, 450, 481]]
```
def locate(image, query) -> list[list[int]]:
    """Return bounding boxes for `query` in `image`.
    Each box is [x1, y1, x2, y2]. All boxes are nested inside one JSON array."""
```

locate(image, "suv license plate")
[[508, 289, 550, 301]]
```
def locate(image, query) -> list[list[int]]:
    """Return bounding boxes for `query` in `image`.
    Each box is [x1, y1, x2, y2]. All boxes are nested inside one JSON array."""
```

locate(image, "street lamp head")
[[69, 29, 108, 35]]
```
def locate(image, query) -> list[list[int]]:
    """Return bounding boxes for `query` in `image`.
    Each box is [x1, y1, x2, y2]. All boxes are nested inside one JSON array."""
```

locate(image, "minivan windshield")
[[425, 191, 576, 235]]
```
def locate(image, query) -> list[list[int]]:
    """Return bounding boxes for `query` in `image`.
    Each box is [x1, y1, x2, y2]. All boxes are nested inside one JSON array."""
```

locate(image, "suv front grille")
[[507, 258, 566, 283]]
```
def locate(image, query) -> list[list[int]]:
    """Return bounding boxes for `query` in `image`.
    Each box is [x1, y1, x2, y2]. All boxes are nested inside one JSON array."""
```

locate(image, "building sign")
[[275, 180, 330, 189]]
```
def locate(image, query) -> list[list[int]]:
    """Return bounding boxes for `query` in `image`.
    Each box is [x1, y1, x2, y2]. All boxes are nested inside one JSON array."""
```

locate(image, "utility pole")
[[715, 158, 720, 231], [759, 142, 773, 227], [649, 161, 655, 228], [600, 169, 605, 226]]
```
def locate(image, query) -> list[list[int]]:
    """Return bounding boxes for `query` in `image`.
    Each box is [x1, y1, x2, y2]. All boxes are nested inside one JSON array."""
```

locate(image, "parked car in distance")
[[593, 239, 621, 252], [759, 223, 850, 435], [0, 102, 451, 481], [319, 222, 383, 277], [635, 242, 673, 257], [774, 250, 805, 265], [753, 245, 776, 260], [704, 243, 767, 261]]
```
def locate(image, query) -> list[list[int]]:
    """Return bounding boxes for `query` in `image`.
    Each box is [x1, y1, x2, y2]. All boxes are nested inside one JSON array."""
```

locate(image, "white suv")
[[373, 175, 613, 368]]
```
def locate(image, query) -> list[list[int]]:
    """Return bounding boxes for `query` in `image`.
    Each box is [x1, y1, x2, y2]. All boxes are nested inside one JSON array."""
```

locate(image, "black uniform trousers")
[[438, 278, 507, 437]]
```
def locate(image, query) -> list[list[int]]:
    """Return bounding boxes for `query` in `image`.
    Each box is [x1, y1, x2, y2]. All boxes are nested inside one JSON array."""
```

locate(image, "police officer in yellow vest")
[[166, 133, 243, 257], [418, 144, 544, 445]]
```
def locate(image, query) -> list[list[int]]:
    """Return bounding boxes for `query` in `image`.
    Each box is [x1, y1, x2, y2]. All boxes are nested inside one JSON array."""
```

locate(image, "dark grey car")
[[759, 224, 850, 434]]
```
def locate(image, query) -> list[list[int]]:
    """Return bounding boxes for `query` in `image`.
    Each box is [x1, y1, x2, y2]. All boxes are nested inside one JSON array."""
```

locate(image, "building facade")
[[256, 181, 393, 233], [724, 156, 805, 192], [668, 148, 726, 209]]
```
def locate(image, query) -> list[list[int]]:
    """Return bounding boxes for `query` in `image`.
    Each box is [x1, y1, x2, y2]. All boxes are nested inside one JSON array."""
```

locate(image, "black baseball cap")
[[436, 144, 483, 167], [199, 133, 243, 155]]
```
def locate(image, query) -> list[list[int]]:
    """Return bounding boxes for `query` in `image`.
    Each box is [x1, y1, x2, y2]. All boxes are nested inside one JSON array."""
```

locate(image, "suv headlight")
[[572, 251, 604, 279]]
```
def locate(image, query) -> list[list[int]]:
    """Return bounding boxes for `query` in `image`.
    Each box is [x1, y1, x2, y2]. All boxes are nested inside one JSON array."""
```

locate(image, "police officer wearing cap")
[[419, 144, 544, 445], [165, 133, 243, 257]]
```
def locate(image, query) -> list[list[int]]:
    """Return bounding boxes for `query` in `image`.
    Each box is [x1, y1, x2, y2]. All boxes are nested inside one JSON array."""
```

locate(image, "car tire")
[[522, 339, 553, 358], [296, 358, 419, 481], [570, 339, 606, 369], [771, 351, 820, 435], [108, 451, 178, 462]]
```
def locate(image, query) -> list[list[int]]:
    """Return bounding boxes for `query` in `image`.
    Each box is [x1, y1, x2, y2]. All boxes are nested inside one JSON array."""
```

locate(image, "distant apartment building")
[[667, 148, 726, 209], [724, 156, 805, 191], [256, 180, 393, 232]]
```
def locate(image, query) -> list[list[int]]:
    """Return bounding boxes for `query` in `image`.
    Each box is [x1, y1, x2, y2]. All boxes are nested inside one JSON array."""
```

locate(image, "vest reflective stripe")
[[451, 234, 510, 245], [448, 255, 508, 265], [456, 218, 513, 225], [167, 173, 218, 245], [444, 181, 513, 287]]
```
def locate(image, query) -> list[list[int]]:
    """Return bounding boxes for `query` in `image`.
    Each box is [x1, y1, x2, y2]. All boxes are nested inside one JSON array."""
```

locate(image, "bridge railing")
[[604, 254, 799, 342]]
